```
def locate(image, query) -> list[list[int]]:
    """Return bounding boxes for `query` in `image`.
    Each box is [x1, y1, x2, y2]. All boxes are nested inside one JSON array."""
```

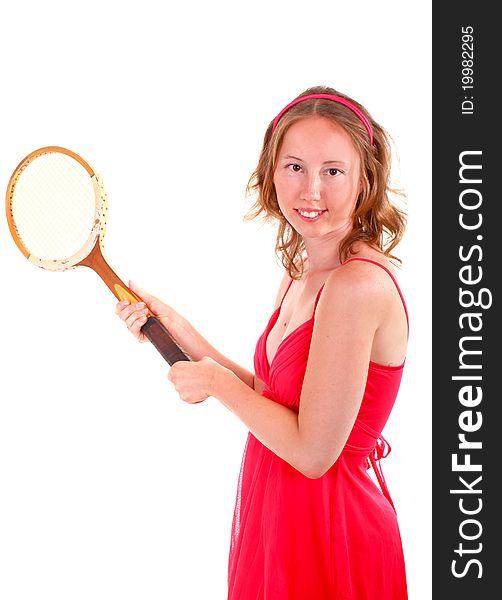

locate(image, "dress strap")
[[313, 283, 326, 312], [279, 278, 294, 307], [342, 257, 409, 334], [312, 257, 408, 329]]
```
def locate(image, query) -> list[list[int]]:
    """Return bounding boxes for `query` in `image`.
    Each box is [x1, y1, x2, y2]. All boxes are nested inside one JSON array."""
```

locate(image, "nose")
[[304, 171, 321, 202]]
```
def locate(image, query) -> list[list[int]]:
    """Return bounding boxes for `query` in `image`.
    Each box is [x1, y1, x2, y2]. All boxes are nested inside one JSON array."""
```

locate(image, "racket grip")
[[141, 316, 191, 365]]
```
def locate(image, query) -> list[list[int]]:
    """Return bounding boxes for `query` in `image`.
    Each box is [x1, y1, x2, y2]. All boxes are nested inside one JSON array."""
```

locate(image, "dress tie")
[[366, 434, 395, 512], [343, 421, 397, 513]]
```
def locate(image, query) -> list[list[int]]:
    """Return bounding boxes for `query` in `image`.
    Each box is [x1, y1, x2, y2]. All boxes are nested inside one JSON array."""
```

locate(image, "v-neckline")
[[265, 306, 315, 370], [265, 276, 327, 369], [261, 256, 410, 376]]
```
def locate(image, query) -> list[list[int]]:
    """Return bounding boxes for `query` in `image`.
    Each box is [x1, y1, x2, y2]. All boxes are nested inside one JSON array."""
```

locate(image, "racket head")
[[6, 146, 109, 271]]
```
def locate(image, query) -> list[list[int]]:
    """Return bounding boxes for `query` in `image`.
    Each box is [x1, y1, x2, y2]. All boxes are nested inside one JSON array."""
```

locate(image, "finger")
[[167, 364, 178, 383], [129, 281, 175, 320], [167, 361, 188, 380], [179, 388, 209, 404], [115, 299, 130, 315], [129, 281, 159, 307], [182, 394, 208, 404], [118, 301, 146, 322], [125, 308, 149, 334]]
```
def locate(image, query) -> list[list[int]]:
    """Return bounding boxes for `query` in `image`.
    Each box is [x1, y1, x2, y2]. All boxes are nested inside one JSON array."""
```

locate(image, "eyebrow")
[[282, 154, 350, 166]]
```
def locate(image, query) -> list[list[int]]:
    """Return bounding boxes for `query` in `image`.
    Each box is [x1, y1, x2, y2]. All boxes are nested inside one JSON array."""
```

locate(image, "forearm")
[[168, 358, 325, 476], [212, 371, 317, 476], [171, 317, 254, 388], [118, 284, 256, 389]]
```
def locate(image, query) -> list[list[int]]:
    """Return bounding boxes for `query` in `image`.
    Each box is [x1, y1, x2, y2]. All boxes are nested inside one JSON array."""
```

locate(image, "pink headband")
[[272, 93, 374, 145]]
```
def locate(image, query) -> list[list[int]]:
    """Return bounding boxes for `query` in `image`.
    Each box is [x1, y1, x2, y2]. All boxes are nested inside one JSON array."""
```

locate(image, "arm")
[[116, 281, 255, 388], [118, 272, 292, 392], [169, 264, 389, 478]]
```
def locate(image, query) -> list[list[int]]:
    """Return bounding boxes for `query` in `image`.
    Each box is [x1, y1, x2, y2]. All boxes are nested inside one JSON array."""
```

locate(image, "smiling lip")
[[295, 208, 327, 221]]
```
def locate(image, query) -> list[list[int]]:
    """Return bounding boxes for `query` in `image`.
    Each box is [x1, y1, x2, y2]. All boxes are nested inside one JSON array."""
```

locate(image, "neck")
[[303, 230, 348, 274]]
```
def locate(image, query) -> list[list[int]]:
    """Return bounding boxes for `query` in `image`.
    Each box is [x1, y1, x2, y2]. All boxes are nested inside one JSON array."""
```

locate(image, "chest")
[[265, 282, 324, 366]]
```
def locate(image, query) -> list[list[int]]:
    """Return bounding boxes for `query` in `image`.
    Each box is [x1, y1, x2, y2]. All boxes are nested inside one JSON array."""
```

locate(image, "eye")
[[326, 167, 342, 177], [287, 163, 303, 173]]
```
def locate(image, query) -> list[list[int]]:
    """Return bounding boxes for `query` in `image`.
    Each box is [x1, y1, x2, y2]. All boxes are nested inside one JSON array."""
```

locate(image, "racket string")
[[10, 153, 99, 263]]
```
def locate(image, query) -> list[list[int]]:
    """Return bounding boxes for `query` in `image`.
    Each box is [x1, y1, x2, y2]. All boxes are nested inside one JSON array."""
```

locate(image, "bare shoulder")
[[330, 257, 396, 293], [313, 248, 407, 366], [320, 254, 400, 321]]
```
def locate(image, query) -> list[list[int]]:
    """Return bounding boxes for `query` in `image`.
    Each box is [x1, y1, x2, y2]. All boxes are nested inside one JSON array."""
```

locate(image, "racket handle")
[[141, 316, 191, 365]]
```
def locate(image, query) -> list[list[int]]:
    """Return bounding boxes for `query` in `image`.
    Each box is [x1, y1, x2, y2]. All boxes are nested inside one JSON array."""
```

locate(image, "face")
[[273, 116, 362, 242]]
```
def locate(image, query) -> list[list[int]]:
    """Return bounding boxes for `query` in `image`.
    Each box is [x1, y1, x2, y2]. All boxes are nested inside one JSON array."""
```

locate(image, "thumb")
[[129, 280, 172, 321], [129, 280, 157, 307]]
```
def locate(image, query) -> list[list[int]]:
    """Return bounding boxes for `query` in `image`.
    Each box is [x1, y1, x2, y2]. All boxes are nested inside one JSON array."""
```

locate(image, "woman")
[[116, 86, 409, 599]]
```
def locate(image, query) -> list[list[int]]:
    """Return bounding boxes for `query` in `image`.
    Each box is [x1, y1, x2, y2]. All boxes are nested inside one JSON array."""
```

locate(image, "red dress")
[[227, 258, 408, 599]]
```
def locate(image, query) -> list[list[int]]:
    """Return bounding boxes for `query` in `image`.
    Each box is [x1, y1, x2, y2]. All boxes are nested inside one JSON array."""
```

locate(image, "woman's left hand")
[[167, 356, 233, 404]]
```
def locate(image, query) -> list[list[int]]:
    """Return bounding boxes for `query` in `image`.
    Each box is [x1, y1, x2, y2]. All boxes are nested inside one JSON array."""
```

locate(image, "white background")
[[0, 1, 431, 598]]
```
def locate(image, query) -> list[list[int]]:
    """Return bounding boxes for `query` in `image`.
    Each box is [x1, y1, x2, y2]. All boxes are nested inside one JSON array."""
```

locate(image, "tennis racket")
[[6, 146, 190, 365]]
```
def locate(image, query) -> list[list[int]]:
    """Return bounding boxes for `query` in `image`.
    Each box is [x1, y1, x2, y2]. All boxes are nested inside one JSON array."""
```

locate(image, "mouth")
[[295, 208, 327, 222]]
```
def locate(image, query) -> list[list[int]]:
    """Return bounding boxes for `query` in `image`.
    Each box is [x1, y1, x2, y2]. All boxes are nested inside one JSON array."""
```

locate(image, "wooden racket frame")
[[6, 146, 190, 365]]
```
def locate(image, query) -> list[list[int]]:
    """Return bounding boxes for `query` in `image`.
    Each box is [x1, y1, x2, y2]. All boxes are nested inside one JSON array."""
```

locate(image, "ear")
[[356, 161, 364, 195], [355, 176, 370, 211], [357, 177, 364, 197], [358, 168, 370, 197]]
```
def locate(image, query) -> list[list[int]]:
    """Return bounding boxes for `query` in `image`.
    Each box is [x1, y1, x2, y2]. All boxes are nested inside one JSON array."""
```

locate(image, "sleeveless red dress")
[[227, 258, 408, 599]]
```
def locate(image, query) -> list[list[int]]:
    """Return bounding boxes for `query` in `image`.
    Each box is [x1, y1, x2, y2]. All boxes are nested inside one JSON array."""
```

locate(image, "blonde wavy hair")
[[246, 86, 407, 279]]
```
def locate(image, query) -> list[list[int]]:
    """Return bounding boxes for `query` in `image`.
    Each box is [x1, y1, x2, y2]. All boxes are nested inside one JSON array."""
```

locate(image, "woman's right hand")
[[115, 281, 179, 344]]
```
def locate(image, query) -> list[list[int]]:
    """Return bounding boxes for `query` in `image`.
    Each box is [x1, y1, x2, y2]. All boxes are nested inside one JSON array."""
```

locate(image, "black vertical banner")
[[434, 4, 499, 598]]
